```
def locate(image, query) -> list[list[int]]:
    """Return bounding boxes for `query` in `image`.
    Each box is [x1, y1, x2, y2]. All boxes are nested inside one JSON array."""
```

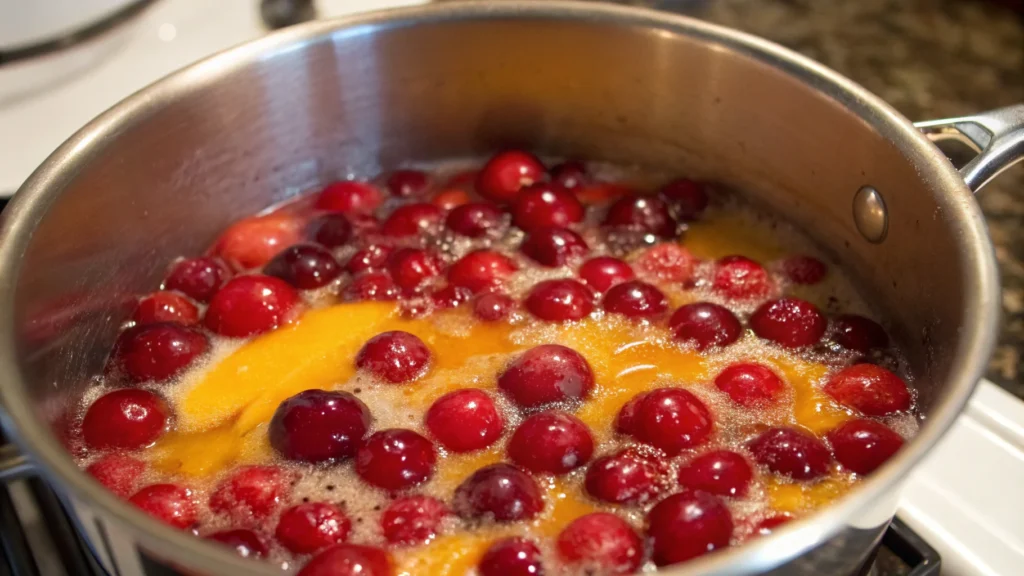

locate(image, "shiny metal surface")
[[916, 104, 1024, 192], [852, 186, 889, 244], [0, 2, 1005, 575]]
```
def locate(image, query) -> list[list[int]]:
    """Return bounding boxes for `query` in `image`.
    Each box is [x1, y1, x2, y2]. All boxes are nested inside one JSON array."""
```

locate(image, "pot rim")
[[0, 2, 1000, 574]]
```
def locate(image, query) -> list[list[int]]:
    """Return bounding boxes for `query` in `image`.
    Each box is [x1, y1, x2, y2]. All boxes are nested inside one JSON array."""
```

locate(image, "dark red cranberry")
[[430, 284, 472, 310], [453, 463, 543, 523], [112, 323, 208, 383], [164, 257, 230, 303], [298, 544, 391, 576], [356, 331, 431, 383], [446, 202, 505, 237], [86, 454, 146, 497], [647, 491, 733, 565], [214, 214, 301, 270], [476, 151, 546, 202], [678, 450, 754, 497], [669, 302, 743, 351], [129, 484, 196, 530], [579, 256, 634, 293], [525, 279, 595, 322], [82, 389, 168, 450], [309, 213, 353, 248], [206, 529, 269, 559], [204, 275, 300, 337], [634, 243, 696, 283], [133, 292, 199, 326], [433, 188, 472, 210], [752, 515, 792, 537], [585, 449, 664, 505], [381, 203, 445, 237], [520, 227, 589, 267], [512, 183, 584, 232], [269, 389, 370, 463], [713, 255, 772, 300], [603, 194, 677, 238], [344, 271, 399, 301], [714, 363, 786, 408], [614, 392, 649, 436], [827, 418, 904, 475], [387, 248, 443, 293], [425, 389, 503, 453], [479, 538, 544, 576], [381, 496, 449, 546], [275, 502, 351, 554], [602, 280, 668, 319], [659, 178, 710, 221], [498, 344, 594, 408], [823, 364, 911, 416], [386, 169, 430, 198], [833, 314, 889, 353], [473, 293, 515, 321], [550, 161, 587, 189], [346, 245, 394, 274], [209, 465, 293, 522], [748, 427, 832, 480], [632, 388, 713, 455], [750, 297, 827, 348], [783, 255, 827, 285], [315, 181, 383, 214], [264, 244, 341, 290], [557, 512, 642, 574], [448, 250, 518, 293], [356, 429, 436, 491], [508, 411, 594, 475]]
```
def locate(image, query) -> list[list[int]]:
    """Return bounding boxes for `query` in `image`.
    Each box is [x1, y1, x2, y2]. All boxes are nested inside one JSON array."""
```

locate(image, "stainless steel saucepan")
[[1, 2, 1022, 575]]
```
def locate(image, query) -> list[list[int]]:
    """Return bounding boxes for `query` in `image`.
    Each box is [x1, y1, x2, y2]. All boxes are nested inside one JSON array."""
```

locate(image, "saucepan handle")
[[915, 103, 1024, 193]]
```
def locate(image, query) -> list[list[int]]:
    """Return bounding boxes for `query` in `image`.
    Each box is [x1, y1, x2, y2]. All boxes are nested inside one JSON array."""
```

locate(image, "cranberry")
[[750, 297, 827, 348], [269, 389, 370, 463], [129, 484, 196, 530], [209, 465, 293, 522], [82, 389, 168, 450], [748, 427, 832, 480], [521, 227, 589, 267], [386, 169, 430, 198], [133, 292, 199, 326], [498, 344, 594, 408], [783, 255, 828, 285], [525, 279, 595, 322], [753, 515, 792, 537], [215, 213, 301, 270], [264, 244, 341, 290], [614, 392, 649, 436], [557, 512, 643, 574], [476, 150, 546, 202], [823, 364, 911, 416], [309, 213, 353, 248], [433, 188, 471, 210], [632, 388, 713, 455], [512, 183, 585, 232], [603, 194, 677, 238], [508, 411, 594, 474], [602, 280, 668, 319], [550, 161, 587, 189], [714, 363, 786, 408], [713, 255, 772, 300], [448, 250, 518, 293], [315, 181, 383, 214], [473, 293, 515, 321], [387, 248, 443, 293], [827, 418, 904, 474], [204, 275, 300, 337], [669, 302, 743, 351], [479, 538, 544, 576], [678, 450, 754, 497], [634, 243, 696, 283], [579, 256, 634, 293], [276, 502, 351, 554], [381, 496, 449, 546], [659, 178, 710, 221], [647, 491, 733, 565], [381, 203, 445, 237], [585, 449, 664, 505], [344, 271, 399, 301], [430, 284, 472, 310], [453, 463, 543, 523], [111, 323, 208, 383], [164, 257, 230, 303], [426, 389, 503, 453], [356, 331, 431, 383], [346, 245, 394, 274], [86, 454, 146, 497], [356, 429, 436, 491], [446, 202, 505, 237], [833, 314, 889, 353], [298, 544, 391, 576], [206, 529, 269, 559]]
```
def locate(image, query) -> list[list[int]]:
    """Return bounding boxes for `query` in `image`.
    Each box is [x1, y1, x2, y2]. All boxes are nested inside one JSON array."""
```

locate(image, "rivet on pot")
[[853, 186, 888, 243]]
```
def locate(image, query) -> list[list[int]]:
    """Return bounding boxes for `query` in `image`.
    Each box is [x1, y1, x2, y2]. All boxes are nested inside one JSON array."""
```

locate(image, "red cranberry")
[[476, 150, 546, 202], [344, 271, 399, 301], [381, 496, 449, 546], [86, 454, 146, 497], [276, 502, 351, 554], [783, 255, 827, 285], [525, 279, 595, 322], [133, 292, 199, 326], [264, 244, 341, 290], [387, 248, 443, 293], [714, 363, 786, 408], [298, 544, 391, 576], [750, 297, 827, 348], [833, 314, 889, 352], [498, 344, 594, 408], [356, 429, 436, 491], [678, 450, 754, 497], [356, 331, 431, 383], [473, 293, 515, 321], [430, 284, 472, 310], [82, 389, 168, 450], [381, 203, 445, 237], [603, 194, 677, 238], [448, 250, 518, 293], [634, 243, 696, 283], [752, 515, 792, 537], [269, 389, 370, 463], [827, 418, 904, 474], [204, 275, 300, 337], [512, 183, 585, 232], [614, 392, 649, 436], [585, 449, 664, 505], [215, 214, 301, 270], [659, 178, 710, 221], [479, 538, 544, 576], [386, 169, 430, 198], [557, 512, 642, 574], [602, 280, 668, 319], [425, 389, 503, 453], [164, 257, 230, 303], [112, 323, 208, 383], [823, 364, 911, 416], [209, 465, 293, 522], [346, 245, 394, 274], [129, 484, 196, 530], [315, 181, 383, 214], [433, 188, 472, 210], [309, 213, 353, 248], [446, 202, 506, 237], [647, 491, 733, 565], [748, 427, 832, 480], [550, 161, 587, 189], [521, 227, 589, 267], [206, 529, 269, 559], [508, 411, 594, 474], [453, 463, 543, 523], [579, 256, 634, 293], [669, 302, 743, 351], [632, 388, 713, 455], [713, 255, 772, 300]]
